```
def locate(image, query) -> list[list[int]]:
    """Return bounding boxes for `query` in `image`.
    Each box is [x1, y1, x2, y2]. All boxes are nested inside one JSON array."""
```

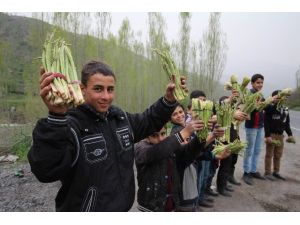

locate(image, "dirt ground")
[[1, 129, 300, 212]]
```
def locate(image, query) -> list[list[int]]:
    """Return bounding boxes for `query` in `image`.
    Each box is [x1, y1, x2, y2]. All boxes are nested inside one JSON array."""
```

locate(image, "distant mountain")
[[0, 13, 50, 69]]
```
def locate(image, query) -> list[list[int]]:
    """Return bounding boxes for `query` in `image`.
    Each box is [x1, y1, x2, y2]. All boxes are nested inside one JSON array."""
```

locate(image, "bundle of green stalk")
[[191, 98, 214, 141], [256, 96, 273, 112], [41, 32, 84, 107], [269, 139, 282, 147], [256, 88, 292, 112], [224, 75, 251, 105], [286, 136, 296, 144], [215, 101, 234, 143], [152, 48, 189, 107], [239, 91, 264, 115], [212, 139, 247, 155], [276, 88, 292, 110]]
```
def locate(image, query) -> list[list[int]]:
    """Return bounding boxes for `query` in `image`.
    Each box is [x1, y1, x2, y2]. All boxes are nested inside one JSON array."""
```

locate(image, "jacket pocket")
[[116, 127, 134, 163], [116, 127, 133, 151], [81, 186, 98, 212], [82, 134, 107, 164]]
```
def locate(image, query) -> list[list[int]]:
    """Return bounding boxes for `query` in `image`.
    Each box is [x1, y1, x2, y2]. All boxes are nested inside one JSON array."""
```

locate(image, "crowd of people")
[[28, 60, 295, 212]]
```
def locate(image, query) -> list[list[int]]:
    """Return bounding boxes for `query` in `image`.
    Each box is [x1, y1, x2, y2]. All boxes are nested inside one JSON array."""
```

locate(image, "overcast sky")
[[109, 12, 300, 96]]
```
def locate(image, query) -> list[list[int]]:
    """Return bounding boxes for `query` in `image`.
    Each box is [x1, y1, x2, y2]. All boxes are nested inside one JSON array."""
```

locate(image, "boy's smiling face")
[[81, 73, 115, 113]]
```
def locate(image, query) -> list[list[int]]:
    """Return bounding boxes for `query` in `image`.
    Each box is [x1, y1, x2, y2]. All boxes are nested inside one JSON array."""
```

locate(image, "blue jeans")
[[243, 127, 264, 173], [197, 160, 211, 203]]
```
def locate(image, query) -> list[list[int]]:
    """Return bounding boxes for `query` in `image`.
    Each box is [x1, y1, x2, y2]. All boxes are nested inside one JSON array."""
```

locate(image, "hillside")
[[0, 12, 229, 123], [0, 13, 51, 95]]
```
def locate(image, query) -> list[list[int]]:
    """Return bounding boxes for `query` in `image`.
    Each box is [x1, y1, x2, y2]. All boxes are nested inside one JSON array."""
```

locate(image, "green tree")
[[0, 40, 12, 97], [115, 18, 135, 109], [147, 12, 169, 58], [146, 12, 169, 105], [188, 42, 201, 92], [199, 12, 227, 98], [118, 18, 134, 50], [178, 12, 191, 75], [95, 12, 112, 60]]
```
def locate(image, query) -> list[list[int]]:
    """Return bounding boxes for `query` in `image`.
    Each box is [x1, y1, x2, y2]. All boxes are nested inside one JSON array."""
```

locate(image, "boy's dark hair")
[[272, 90, 281, 97], [251, 74, 264, 83], [176, 104, 185, 111], [219, 95, 229, 104], [81, 60, 116, 86], [190, 90, 206, 99]]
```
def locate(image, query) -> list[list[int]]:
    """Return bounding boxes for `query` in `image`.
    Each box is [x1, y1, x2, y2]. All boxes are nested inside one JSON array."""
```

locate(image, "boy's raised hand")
[[164, 75, 188, 103], [39, 67, 68, 114]]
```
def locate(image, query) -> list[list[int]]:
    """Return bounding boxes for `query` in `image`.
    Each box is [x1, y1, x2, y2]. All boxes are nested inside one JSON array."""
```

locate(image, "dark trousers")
[[206, 159, 218, 190], [217, 155, 232, 192], [229, 153, 238, 177]]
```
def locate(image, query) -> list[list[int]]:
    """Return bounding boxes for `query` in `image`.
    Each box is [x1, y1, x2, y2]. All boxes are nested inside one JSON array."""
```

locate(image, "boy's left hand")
[[164, 75, 187, 103]]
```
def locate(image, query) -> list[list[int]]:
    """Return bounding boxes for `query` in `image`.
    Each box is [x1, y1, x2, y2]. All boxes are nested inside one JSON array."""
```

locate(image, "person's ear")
[[80, 83, 86, 96]]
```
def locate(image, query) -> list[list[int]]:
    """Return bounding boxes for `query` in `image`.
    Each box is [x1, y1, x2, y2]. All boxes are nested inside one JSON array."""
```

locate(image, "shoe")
[[218, 189, 232, 197], [273, 172, 286, 180], [225, 186, 234, 192], [205, 187, 219, 197], [250, 172, 266, 180], [264, 173, 276, 181], [204, 197, 214, 203], [198, 201, 214, 208], [243, 172, 254, 185], [228, 176, 242, 186]]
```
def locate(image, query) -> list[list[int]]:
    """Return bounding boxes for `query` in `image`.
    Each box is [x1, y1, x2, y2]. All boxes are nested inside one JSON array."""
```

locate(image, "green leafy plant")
[[11, 135, 32, 161]]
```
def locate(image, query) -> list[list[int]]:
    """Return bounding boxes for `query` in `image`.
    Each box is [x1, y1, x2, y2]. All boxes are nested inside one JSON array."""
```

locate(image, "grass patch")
[[10, 135, 31, 161]]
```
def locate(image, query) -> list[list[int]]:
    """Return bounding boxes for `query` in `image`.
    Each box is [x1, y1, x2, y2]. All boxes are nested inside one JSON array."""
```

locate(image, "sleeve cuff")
[[162, 97, 179, 108], [174, 132, 185, 144], [48, 111, 68, 125]]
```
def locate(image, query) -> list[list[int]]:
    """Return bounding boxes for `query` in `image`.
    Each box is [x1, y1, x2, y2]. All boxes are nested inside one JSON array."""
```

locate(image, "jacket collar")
[[77, 104, 125, 121]]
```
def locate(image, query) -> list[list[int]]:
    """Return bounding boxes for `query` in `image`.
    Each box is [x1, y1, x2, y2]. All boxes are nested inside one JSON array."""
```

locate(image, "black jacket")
[[28, 97, 178, 212], [264, 104, 292, 137], [135, 133, 205, 211]]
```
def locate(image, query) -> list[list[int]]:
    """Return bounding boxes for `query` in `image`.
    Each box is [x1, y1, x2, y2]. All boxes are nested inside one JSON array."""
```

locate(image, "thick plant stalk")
[[270, 140, 282, 147], [152, 48, 188, 107], [191, 98, 213, 141], [41, 31, 84, 107], [213, 139, 247, 155], [256, 88, 292, 112], [224, 75, 250, 105], [256, 96, 273, 112], [276, 88, 292, 110], [286, 136, 296, 144], [215, 101, 234, 143], [240, 91, 263, 115]]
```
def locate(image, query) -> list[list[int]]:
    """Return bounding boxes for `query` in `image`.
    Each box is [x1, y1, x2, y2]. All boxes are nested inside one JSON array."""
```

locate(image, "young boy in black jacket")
[[135, 119, 229, 212], [135, 120, 204, 212], [264, 90, 295, 181], [28, 60, 186, 212]]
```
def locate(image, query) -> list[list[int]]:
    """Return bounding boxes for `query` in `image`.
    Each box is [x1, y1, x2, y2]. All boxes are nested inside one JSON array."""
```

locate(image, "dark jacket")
[[170, 124, 211, 205], [135, 130, 205, 211], [28, 97, 178, 212], [264, 104, 293, 137], [245, 89, 265, 129]]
